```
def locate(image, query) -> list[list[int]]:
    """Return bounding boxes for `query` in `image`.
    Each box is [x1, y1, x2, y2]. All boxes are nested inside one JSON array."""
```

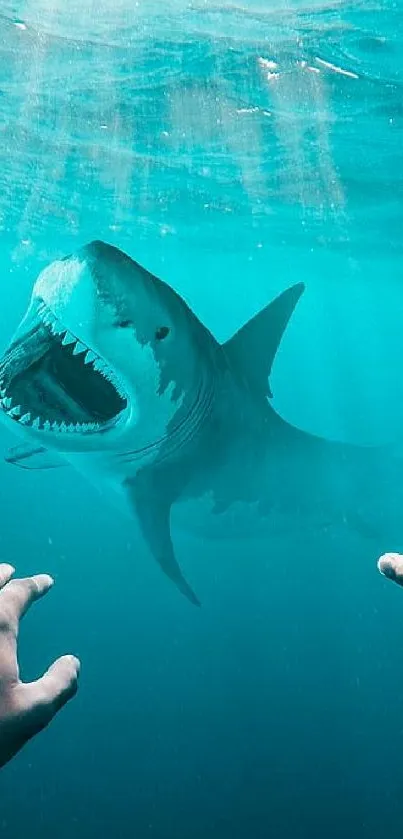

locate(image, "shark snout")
[[34, 254, 98, 346]]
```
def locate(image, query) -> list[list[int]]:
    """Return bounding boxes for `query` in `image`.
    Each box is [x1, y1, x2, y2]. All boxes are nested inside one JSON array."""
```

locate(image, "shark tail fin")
[[222, 282, 305, 398]]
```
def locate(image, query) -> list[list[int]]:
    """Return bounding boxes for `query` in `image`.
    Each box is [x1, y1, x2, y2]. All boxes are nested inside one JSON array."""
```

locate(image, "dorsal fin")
[[222, 282, 304, 397]]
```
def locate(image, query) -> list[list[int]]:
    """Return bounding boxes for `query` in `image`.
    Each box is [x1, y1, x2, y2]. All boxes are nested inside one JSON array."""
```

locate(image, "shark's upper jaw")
[[0, 299, 129, 437]]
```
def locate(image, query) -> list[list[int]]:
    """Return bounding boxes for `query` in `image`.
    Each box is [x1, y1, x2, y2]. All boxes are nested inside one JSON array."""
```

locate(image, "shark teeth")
[[0, 300, 128, 436], [72, 341, 87, 356], [62, 331, 76, 346], [0, 389, 103, 435], [37, 301, 126, 396], [0, 385, 104, 435]]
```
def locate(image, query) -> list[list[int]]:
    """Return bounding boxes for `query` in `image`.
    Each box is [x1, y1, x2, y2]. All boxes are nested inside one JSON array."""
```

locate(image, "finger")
[[0, 564, 15, 590], [26, 655, 81, 724], [0, 574, 54, 628], [378, 552, 403, 586]]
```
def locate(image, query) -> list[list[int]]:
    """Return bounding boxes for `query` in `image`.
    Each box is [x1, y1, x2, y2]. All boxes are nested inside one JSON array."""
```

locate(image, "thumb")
[[25, 655, 81, 727]]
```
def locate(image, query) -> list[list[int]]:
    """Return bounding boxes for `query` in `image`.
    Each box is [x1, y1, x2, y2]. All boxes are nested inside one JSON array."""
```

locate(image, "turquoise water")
[[0, 1, 402, 836]]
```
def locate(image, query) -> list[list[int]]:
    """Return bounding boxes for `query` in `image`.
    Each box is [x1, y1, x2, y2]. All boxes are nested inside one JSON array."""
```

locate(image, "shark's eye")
[[118, 320, 133, 329], [155, 326, 170, 341]]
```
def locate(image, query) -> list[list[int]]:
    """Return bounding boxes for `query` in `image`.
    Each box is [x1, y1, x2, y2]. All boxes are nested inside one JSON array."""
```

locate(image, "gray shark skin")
[[0, 241, 398, 605]]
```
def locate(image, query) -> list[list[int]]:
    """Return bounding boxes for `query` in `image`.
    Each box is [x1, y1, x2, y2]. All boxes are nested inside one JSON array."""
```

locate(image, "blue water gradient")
[[0, 2, 402, 837]]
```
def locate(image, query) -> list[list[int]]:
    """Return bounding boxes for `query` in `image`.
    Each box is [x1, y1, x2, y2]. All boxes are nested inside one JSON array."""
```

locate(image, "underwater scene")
[[0, 0, 402, 836]]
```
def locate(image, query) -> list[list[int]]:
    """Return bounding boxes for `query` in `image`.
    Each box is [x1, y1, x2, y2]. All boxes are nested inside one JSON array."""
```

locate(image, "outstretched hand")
[[377, 552, 403, 587], [0, 564, 80, 769]]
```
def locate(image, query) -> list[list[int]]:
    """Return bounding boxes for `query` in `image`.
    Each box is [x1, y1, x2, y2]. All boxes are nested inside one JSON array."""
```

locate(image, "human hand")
[[377, 552, 403, 587], [0, 564, 80, 769]]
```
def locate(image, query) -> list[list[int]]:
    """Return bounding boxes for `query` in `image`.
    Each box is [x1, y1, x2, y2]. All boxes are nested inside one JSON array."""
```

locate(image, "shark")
[[0, 241, 399, 605]]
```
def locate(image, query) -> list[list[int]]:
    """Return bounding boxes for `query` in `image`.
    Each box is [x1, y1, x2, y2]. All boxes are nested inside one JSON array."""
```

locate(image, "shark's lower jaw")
[[0, 301, 129, 436]]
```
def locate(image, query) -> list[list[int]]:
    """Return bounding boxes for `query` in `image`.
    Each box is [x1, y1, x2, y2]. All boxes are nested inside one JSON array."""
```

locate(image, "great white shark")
[[0, 241, 399, 605]]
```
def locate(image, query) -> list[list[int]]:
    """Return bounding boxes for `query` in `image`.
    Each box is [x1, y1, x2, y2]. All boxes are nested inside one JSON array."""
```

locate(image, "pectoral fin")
[[126, 474, 200, 607], [5, 443, 64, 470]]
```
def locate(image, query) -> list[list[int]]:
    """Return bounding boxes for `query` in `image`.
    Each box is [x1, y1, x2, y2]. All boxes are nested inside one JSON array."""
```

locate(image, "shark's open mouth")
[[0, 301, 128, 434]]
